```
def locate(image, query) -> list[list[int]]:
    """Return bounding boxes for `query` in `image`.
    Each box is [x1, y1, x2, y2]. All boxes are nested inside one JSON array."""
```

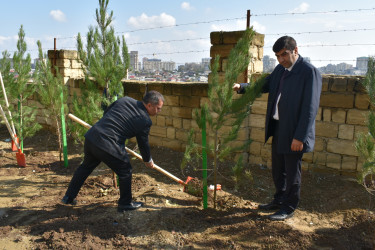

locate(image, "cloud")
[[0, 36, 12, 45], [211, 20, 246, 31], [50, 10, 67, 22], [181, 2, 193, 11], [252, 21, 266, 33], [290, 2, 310, 13], [128, 13, 176, 29]]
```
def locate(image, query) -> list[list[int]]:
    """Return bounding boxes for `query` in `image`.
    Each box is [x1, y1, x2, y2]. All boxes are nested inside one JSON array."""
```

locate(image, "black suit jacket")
[[240, 55, 322, 154], [85, 96, 152, 162]]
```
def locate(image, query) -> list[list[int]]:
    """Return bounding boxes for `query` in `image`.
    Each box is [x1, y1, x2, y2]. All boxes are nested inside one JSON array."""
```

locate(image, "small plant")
[[355, 56, 375, 195], [1, 25, 41, 150], [34, 40, 68, 162], [182, 27, 267, 208]]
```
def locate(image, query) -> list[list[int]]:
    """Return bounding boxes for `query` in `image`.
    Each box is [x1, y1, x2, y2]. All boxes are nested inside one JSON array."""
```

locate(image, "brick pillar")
[[208, 30, 265, 83], [47, 50, 84, 86]]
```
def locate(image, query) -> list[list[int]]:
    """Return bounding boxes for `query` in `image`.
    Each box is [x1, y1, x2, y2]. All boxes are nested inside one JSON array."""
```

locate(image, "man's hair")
[[272, 36, 297, 53], [143, 90, 165, 105]]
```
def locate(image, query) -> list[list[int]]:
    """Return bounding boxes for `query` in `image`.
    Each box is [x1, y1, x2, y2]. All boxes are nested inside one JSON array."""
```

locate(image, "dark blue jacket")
[[240, 55, 322, 153], [85, 96, 152, 161]]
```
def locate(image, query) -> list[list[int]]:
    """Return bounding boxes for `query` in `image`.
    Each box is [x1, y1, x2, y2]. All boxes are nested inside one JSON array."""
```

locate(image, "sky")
[[0, 0, 374, 68]]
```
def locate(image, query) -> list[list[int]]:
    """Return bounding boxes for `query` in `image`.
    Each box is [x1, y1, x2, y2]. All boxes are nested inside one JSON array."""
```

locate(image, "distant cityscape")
[[13, 51, 368, 83], [128, 51, 370, 82], [128, 51, 210, 82], [263, 55, 369, 76]]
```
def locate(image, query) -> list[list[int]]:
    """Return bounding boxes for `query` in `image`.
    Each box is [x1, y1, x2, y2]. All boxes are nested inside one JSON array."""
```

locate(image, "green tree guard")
[[61, 90, 68, 167], [201, 106, 208, 209]]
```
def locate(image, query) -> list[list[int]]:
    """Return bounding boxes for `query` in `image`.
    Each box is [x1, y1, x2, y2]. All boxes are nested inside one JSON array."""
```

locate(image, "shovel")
[[0, 103, 26, 167], [0, 72, 18, 151], [67, 113, 200, 195]]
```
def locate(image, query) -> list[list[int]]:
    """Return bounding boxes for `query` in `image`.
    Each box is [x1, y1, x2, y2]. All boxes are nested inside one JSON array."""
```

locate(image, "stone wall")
[[63, 76, 368, 174], [42, 30, 369, 174], [248, 75, 367, 173]]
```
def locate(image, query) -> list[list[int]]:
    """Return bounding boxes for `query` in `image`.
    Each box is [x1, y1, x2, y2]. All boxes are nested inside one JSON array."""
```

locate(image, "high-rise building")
[[201, 58, 211, 71], [129, 51, 139, 71], [142, 58, 175, 72], [356, 57, 369, 70], [263, 55, 276, 73], [161, 61, 176, 71]]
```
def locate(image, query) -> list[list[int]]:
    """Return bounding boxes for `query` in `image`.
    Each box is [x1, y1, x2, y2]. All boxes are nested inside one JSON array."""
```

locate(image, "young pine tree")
[[3, 25, 41, 150], [355, 56, 375, 195], [71, 0, 130, 141], [34, 40, 68, 162], [182, 27, 267, 208]]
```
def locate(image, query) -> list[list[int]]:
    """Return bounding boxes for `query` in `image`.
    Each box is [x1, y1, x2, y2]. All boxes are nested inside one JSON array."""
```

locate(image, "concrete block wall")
[[248, 75, 367, 173], [122, 81, 209, 151], [37, 32, 369, 174]]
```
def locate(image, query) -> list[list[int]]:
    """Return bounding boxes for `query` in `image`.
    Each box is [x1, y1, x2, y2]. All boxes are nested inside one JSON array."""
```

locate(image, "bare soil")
[[0, 125, 374, 249]]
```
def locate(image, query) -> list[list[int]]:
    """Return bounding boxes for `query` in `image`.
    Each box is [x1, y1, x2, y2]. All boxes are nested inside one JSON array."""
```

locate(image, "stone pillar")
[[209, 30, 264, 83], [48, 50, 84, 84]]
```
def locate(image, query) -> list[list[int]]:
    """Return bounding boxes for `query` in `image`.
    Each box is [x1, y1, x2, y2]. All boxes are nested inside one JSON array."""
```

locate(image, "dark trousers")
[[271, 121, 303, 213], [64, 139, 133, 206]]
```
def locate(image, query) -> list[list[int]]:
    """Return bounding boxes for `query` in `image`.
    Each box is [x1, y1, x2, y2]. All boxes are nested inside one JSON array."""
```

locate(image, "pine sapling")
[[34, 40, 68, 162]]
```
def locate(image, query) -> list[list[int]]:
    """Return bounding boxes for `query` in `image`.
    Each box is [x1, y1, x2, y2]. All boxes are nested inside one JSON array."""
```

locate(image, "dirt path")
[[0, 127, 374, 249]]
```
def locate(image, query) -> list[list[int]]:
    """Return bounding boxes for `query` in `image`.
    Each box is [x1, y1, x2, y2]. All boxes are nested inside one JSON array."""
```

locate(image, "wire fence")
[[1, 6, 374, 69]]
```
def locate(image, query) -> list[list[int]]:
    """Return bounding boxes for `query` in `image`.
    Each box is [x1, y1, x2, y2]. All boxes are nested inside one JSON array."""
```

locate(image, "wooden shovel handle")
[[0, 103, 20, 150], [68, 113, 91, 129], [0, 72, 16, 135], [67, 113, 186, 186], [124, 146, 186, 186]]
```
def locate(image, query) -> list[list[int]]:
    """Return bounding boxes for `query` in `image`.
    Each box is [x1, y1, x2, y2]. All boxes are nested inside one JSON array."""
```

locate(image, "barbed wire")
[[264, 43, 375, 49], [265, 27, 375, 36], [54, 27, 375, 48], [2, 7, 374, 61], [4, 41, 375, 59], [139, 50, 210, 57], [55, 7, 374, 41], [251, 7, 375, 17]]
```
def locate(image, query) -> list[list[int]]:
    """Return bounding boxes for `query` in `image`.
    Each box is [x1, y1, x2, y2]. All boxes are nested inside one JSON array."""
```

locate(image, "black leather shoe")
[[117, 202, 143, 212], [61, 195, 77, 205], [269, 209, 294, 221], [258, 201, 281, 210]]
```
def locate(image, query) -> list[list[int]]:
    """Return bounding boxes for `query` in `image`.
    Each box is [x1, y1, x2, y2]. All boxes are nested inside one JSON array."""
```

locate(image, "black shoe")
[[61, 195, 77, 205], [258, 201, 281, 210], [269, 209, 294, 221], [117, 202, 143, 212]]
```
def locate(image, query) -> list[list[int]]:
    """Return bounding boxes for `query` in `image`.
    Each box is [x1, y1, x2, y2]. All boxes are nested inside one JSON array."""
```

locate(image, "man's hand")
[[291, 139, 303, 152], [232, 83, 241, 91], [144, 160, 154, 169]]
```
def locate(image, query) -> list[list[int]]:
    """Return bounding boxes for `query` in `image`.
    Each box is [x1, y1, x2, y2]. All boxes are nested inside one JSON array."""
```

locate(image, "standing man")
[[62, 90, 164, 212], [233, 36, 322, 220]]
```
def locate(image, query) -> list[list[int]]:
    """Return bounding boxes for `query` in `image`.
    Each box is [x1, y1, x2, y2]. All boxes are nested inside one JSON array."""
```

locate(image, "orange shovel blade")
[[16, 149, 26, 167]]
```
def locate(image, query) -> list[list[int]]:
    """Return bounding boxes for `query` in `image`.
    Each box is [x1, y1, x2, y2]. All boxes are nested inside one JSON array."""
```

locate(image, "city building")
[[201, 58, 211, 71], [356, 57, 369, 71], [262, 55, 276, 73], [129, 51, 139, 71], [142, 58, 176, 72]]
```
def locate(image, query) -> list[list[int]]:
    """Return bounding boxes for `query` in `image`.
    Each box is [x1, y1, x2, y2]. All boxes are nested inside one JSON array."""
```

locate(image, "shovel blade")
[[16, 150, 26, 167]]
